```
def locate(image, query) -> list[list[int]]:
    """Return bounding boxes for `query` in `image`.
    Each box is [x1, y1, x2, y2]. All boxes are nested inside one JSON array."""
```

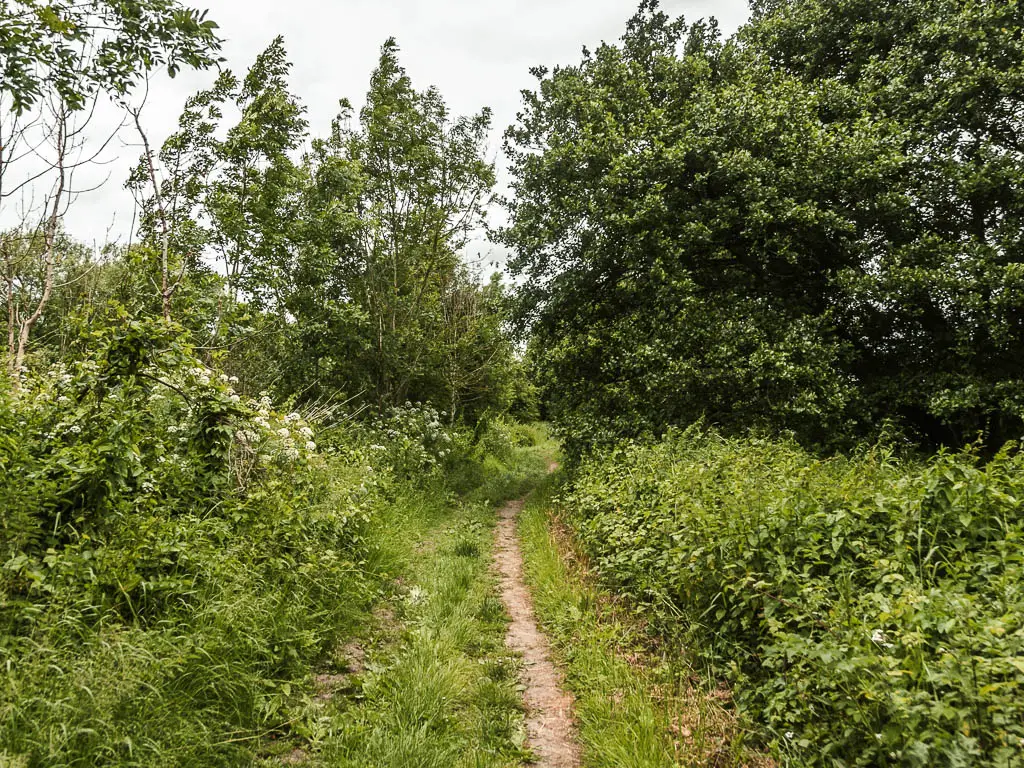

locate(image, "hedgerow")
[[564, 427, 1024, 767]]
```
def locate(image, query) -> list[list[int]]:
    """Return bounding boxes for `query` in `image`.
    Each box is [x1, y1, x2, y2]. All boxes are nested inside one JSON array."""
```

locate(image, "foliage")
[[519, 475, 763, 767], [564, 428, 1024, 767], [0, 315, 380, 764], [502, 0, 1024, 456], [0, 0, 222, 113], [123, 37, 516, 419], [0, 308, 542, 764]]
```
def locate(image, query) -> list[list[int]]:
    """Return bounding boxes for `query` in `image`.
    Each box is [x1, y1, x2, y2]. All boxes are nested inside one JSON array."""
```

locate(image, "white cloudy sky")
[[4, 0, 751, 259]]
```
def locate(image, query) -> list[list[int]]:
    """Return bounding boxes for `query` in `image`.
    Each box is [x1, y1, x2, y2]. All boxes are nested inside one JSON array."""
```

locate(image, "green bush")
[[565, 427, 1024, 767], [0, 318, 379, 765]]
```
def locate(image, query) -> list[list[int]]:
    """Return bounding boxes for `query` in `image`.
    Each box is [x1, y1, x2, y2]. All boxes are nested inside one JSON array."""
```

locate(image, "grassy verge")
[[262, 431, 555, 767], [518, 473, 770, 768]]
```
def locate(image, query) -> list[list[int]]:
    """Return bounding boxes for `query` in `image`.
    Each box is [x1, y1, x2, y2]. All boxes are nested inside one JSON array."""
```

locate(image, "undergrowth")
[[0, 317, 550, 767], [519, 473, 769, 768], [564, 426, 1024, 767]]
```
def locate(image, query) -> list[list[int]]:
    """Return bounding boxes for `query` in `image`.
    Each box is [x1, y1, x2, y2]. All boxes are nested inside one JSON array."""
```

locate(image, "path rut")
[[494, 497, 582, 768]]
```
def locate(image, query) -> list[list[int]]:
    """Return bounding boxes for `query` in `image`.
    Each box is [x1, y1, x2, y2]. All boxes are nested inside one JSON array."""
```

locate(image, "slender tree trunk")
[[13, 114, 66, 389], [132, 111, 175, 321], [4, 245, 16, 376]]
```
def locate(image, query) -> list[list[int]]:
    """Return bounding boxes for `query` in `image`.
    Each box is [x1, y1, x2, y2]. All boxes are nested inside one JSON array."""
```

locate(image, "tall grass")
[[564, 426, 1024, 767], [519, 475, 765, 767]]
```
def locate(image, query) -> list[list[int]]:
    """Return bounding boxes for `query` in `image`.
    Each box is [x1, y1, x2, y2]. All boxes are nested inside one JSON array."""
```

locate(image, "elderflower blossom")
[[277, 428, 290, 439], [305, 441, 317, 452], [299, 425, 314, 439], [285, 412, 301, 424]]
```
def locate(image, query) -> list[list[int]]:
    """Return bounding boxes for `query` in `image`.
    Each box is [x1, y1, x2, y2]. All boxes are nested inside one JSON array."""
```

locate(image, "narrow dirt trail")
[[494, 496, 582, 768]]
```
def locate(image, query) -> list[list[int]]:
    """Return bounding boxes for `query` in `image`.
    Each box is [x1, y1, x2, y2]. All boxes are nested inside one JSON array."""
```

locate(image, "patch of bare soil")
[[494, 498, 581, 768]]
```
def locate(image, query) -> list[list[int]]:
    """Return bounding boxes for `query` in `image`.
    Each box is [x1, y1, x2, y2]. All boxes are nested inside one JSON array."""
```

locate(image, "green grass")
[[0, 423, 557, 768], [517, 473, 765, 768], [261, 431, 558, 768]]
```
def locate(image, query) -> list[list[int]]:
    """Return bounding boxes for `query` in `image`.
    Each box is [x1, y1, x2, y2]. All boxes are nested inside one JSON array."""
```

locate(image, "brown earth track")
[[494, 497, 582, 768]]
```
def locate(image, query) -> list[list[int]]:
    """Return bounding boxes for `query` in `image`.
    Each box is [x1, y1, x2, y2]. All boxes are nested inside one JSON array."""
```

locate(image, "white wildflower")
[[277, 428, 290, 439], [69, 425, 82, 434], [305, 441, 317, 451], [785, 732, 794, 740], [229, 376, 240, 384], [299, 426, 314, 439], [871, 629, 894, 649], [229, 394, 241, 404], [285, 412, 300, 423], [219, 373, 230, 382], [198, 375, 211, 386]]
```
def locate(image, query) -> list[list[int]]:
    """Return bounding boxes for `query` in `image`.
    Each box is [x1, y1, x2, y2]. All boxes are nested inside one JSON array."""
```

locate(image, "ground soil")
[[494, 497, 582, 768]]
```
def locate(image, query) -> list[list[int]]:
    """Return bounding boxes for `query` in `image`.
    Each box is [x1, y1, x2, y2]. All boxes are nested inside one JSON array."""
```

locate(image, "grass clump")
[[563, 425, 1024, 767]]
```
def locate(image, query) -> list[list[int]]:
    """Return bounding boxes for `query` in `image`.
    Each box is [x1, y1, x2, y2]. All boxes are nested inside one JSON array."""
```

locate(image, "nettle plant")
[[0, 313, 322, 621]]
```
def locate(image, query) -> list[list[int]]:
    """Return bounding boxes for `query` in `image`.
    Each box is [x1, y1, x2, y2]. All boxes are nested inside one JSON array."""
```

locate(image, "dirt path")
[[494, 497, 582, 768]]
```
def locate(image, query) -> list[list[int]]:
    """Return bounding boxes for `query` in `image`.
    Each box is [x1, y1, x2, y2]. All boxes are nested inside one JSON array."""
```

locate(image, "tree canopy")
[[503, 0, 1024, 457]]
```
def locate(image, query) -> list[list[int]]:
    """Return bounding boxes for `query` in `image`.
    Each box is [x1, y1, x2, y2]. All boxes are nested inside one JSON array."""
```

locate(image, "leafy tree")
[[337, 39, 497, 409], [502, 4, 892, 455], [206, 36, 308, 309], [503, 0, 1024, 455], [746, 0, 1024, 447], [0, 0, 222, 113]]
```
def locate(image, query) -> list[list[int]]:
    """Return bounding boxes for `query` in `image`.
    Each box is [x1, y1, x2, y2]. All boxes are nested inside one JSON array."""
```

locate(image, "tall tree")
[[334, 39, 497, 409], [503, 0, 1024, 455]]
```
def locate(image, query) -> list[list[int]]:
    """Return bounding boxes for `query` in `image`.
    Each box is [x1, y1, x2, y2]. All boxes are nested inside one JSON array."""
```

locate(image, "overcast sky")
[[7, 0, 751, 262]]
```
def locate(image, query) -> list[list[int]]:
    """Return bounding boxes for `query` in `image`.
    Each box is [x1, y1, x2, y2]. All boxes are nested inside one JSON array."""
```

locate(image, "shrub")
[[0, 317, 377, 765], [564, 427, 1024, 767]]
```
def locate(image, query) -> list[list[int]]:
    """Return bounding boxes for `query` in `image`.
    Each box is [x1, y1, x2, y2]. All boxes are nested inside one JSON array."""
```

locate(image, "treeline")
[[503, 0, 1024, 458], [4, 33, 531, 424]]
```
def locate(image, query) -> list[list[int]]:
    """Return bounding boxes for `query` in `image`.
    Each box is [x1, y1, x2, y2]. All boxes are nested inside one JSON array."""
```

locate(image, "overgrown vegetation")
[[4, 0, 1024, 765], [519, 475, 768, 768], [0, 320, 546, 764], [562, 428, 1024, 767], [1, 3, 538, 765]]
